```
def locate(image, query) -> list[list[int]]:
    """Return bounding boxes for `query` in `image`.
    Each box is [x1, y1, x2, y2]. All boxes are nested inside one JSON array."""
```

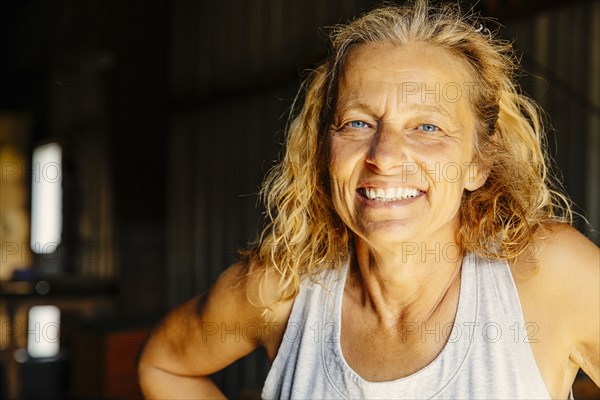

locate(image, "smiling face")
[[328, 42, 488, 249]]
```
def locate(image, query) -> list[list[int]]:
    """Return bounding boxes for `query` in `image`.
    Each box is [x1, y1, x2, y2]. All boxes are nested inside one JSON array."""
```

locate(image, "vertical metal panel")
[[167, 92, 290, 395], [168, 0, 382, 303], [587, 2, 600, 234], [506, 1, 599, 243]]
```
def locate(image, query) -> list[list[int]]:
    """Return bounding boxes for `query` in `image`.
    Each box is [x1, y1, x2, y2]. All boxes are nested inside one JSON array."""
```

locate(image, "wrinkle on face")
[[328, 41, 486, 249]]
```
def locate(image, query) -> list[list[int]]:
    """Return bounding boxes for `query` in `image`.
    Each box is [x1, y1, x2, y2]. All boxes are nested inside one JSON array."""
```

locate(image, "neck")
[[348, 236, 463, 328]]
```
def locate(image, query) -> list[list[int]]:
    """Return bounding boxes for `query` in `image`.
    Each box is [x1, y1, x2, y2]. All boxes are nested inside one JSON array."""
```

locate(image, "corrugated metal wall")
[[167, 0, 388, 303], [506, 0, 600, 241], [166, 0, 599, 395]]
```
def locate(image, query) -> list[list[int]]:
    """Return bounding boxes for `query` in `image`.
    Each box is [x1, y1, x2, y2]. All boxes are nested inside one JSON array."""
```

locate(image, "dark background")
[[0, 0, 598, 398]]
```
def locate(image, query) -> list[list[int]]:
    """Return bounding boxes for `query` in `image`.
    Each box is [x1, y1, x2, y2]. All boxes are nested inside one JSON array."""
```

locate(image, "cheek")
[[327, 162, 344, 196], [328, 175, 351, 225], [329, 134, 371, 161], [424, 141, 475, 185], [328, 162, 356, 222], [329, 139, 352, 167], [328, 163, 341, 189], [328, 143, 360, 186], [328, 163, 352, 204]]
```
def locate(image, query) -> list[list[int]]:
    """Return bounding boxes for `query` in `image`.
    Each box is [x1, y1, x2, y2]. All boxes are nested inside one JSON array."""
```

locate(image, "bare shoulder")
[[224, 264, 294, 361], [139, 261, 294, 379], [511, 223, 599, 290], [205, 261, 295, 353], [510, 223, 599, 385]]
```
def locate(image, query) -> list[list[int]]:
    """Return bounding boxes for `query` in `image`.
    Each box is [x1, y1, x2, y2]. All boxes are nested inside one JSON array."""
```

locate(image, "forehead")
[[338, 42, 477, 111]]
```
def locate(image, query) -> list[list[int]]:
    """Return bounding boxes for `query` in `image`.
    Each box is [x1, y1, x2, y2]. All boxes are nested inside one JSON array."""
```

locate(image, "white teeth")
[[363, 187, 422, 201]]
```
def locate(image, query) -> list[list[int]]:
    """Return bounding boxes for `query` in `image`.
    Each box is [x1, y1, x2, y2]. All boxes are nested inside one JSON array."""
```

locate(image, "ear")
[[464, 159, 490, 191], [465, 132, 495, 191]]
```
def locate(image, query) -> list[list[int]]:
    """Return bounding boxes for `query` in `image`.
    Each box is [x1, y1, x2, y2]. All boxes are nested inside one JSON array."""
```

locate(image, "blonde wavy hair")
[[244, 0, 571, 303]]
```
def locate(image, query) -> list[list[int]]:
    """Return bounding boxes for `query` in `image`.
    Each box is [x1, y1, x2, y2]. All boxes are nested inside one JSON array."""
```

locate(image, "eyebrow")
[[399, 104, 454, 119], [335, 99, 455, 120], [334, 99, 373, 114]]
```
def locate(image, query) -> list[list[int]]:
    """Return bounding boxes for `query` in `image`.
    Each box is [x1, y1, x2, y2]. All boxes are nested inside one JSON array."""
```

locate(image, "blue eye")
[[419, 124, 439, 133], [349, 120, 368, 129]]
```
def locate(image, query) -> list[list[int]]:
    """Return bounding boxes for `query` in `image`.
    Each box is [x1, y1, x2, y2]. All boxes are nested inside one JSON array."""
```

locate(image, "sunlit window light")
[[30, 143, 62, 254], [27, 305, 61, 358]]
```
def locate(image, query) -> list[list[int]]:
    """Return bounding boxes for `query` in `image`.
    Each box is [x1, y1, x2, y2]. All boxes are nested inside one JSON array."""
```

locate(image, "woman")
[[138, 1, 599, 398]]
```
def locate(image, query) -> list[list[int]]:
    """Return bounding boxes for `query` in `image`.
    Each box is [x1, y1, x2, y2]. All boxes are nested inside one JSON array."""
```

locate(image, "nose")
[[366, 124, 410, 173]]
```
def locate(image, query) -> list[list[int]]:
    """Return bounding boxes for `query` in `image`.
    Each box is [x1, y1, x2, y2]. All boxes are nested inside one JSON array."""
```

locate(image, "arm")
[[553, 226, 600, 386], [138, 262, 290, 399], [526, 224, 600, 386]]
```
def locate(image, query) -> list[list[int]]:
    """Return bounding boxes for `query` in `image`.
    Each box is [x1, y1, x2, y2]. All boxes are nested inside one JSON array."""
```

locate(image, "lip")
[[357, 179, 427, 193], [356, 188, 426, 208]]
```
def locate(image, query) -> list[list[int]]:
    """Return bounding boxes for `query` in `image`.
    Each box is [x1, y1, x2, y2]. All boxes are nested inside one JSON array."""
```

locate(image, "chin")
[[355, 220, 422, 246]]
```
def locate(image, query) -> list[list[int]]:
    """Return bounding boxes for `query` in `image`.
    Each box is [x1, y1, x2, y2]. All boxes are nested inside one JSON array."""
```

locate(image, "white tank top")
[[262, 253, 561, 399]]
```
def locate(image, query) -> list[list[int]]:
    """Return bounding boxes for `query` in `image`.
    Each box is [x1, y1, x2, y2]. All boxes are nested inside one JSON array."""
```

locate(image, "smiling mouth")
[[357, 187, 425, 202]]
